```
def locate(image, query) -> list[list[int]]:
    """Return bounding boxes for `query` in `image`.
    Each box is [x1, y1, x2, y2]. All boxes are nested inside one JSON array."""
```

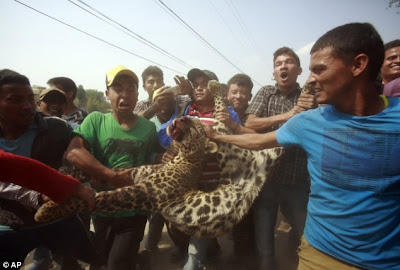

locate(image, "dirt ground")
[[22, 222, 297, 270]]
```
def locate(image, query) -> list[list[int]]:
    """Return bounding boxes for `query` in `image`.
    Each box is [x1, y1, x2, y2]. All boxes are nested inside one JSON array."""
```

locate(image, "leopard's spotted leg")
[[35, 151, 203, 223], [131, 163, 165, 184], [35, 177, 183, 223], [207, 80, 232, 136], [34, 164, 165, 222], [59, 163, 165, 188]]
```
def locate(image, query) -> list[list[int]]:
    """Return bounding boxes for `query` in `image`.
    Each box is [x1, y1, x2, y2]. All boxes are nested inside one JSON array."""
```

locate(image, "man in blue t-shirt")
[[204, 23, 400, 270]]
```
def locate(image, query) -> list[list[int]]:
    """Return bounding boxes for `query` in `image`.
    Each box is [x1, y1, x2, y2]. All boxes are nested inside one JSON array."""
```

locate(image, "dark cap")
[[39, 87, 66, 101], [187, 69, 218, 83]]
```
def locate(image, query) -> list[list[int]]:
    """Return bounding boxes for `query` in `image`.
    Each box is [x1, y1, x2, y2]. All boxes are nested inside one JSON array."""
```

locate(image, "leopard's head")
[[167, 116, 218, 157], [207, 80, 221, 98]]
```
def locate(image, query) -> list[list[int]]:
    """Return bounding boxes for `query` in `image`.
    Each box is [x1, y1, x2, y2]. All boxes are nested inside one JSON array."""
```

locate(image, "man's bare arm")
[[137, 103, 160, 119], [214, 109, 256, 134], [245, 93, 316, 132], [64, 136, 132, 187], [204, 125, 280, 150], [245, 109, 300, 132], [138, 86, 175, 119], [234, 124, 257, 134]]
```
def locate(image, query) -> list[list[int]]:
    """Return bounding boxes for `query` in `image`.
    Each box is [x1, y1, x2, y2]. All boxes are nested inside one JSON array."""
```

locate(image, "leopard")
[[35, 81, 314, 238]]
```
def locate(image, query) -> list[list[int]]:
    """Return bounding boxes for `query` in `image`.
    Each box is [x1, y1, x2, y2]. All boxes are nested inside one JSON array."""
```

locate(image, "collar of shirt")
[[186, 103, 215, 118], [273, 83, 302, 97]]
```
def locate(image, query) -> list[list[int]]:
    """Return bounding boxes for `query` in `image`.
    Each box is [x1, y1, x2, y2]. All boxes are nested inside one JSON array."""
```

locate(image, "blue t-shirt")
[[276, 98, 400, 270], [0, 121, 38, 157]]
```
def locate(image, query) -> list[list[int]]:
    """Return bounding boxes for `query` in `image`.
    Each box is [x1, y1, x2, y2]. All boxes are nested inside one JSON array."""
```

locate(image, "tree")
[[32, 85, 46, 102], [76, 85, 88, 108], [86, 89, 111, 113], [389, 0, 400, 7], [388, 0, 400, 12]]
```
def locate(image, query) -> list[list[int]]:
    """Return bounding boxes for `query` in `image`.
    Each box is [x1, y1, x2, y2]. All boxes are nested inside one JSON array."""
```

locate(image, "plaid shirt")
[[246, 84, 309, 187], [62, 108, 87, 125], [133, 95, 191, 114]]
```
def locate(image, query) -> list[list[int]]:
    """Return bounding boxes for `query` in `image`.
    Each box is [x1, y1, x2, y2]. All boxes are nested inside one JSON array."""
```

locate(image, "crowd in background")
[[0, 23, 399, 270]]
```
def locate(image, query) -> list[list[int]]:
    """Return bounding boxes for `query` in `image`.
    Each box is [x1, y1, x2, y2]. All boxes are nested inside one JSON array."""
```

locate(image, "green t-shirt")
[[74, 112, 157, 217]]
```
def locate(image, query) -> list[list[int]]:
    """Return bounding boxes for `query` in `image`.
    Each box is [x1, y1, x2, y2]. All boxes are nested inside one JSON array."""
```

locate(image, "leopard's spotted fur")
[[35, 81, 313, 238]]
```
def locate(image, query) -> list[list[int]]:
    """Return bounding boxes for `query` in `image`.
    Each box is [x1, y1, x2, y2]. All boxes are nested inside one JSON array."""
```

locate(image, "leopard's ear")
[[205, 139, 218, 154]]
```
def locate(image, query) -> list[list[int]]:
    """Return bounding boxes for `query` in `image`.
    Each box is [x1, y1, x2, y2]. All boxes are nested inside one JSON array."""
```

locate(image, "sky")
[[1, 0, 399, 100]]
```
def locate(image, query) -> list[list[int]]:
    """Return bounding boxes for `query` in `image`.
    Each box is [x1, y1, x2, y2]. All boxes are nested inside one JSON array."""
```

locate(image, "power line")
[[154, 0, 262, 87], [69, 0, 192, 69], [207, 0, 247, 51], [225, 0, 269, 71], [208, 0, 264, 87], [12, 0, 185, 75], [152, 1, 192, 35], [155, 0, 247, 74]]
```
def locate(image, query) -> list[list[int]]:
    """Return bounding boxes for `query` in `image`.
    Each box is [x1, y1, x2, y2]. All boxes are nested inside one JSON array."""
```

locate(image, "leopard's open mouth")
[[168, 117, 189, 141]]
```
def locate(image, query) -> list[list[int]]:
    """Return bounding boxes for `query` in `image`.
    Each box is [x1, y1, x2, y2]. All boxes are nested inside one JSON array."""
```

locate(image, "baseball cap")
[[187, 68, 218, 83], [106, 65, 139, 87], [39, 87, 66, 101]]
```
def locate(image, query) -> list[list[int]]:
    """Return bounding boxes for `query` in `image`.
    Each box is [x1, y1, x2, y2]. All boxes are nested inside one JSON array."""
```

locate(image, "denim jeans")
[[232, 208, 255, 257], [145, 212, 165, 251], [183, 236, 220, 270], [252, 181, 309, 270], [32, 246, 51, 262], [91, 214, 147, 270]]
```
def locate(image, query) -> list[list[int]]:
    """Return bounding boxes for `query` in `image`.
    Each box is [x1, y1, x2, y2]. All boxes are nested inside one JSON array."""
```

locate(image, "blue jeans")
[[145, 212, 165, 251], [183, 237, 219, 270], [253, 181, 309, 270], [0, 215, 96, 264], [31, 246, 52, 268], [91, 214, 147, 270]]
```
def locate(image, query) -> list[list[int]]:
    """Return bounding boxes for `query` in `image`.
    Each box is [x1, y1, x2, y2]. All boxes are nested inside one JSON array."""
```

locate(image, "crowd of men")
[[0, 22, 399, 270]]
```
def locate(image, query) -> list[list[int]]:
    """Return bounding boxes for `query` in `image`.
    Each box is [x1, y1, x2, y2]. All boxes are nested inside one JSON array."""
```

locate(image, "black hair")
[[220, 83, 228, 96], [311, 22, 384, 81], [0, 69, 30, 92], [273, 47, 301, 67], [47, 77, 78, 99], [384, 39, 400, 51], [141, 66, 163, 83], [227, 74, 254, 94]]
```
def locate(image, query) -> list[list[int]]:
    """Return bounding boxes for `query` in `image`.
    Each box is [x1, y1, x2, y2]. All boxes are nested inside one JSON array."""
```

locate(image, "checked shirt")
[[245, 84, 309, 186]]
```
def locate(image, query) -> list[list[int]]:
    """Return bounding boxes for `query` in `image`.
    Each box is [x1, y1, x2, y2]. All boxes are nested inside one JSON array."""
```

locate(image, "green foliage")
[[86, 89, 111, 113], [388, 0, 400, 13], [389, 0, 400, 7], [76, 85, 88, 108], [32, 85, 46, 102]]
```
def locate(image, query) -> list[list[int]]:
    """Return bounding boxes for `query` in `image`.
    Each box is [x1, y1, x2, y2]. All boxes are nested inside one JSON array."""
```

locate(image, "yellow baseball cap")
[[106, 65, 139, 86]]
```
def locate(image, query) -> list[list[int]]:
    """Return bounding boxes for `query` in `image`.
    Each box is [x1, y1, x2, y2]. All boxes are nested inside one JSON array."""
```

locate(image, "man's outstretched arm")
[[203, 125, 280, 150]]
